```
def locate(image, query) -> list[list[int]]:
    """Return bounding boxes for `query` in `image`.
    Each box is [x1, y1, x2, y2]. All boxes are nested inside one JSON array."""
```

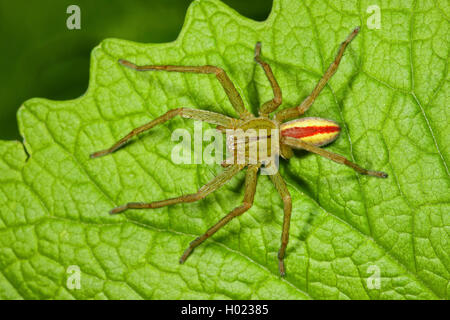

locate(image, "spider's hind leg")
[[275, 27, 360, 122], [282, 136, 388, 178]]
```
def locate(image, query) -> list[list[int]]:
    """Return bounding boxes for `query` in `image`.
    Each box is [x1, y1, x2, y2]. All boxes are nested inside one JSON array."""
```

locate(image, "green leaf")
[[0, 0, 448, 299]]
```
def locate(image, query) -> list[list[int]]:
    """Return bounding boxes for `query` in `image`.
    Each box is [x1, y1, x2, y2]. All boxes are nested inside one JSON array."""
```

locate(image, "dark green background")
[[0, 0, 271, 140]]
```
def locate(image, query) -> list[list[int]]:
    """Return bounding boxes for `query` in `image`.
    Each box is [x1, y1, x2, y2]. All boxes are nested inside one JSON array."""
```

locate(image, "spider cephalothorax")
[[91, 27, 387, 276]]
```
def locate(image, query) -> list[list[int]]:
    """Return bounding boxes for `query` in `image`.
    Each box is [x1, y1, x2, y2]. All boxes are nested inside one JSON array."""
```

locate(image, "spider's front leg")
[[110, 164, 244, 214], [90, 108, 240, 158], [180, 164, 259, 263], [118, 60, 252, 120]]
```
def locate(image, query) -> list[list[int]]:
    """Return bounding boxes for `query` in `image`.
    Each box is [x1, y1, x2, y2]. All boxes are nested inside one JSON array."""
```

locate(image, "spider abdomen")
[[280, 117, 340, 147]]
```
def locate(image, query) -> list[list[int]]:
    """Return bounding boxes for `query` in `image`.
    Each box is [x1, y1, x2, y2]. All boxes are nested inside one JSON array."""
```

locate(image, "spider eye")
[[280, 117, 341, 147]]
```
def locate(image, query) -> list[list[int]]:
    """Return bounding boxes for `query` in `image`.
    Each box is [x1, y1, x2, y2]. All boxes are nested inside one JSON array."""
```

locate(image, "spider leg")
[[179, 164, 259, 263], [282, 136, 388, 178], [269, 172, 292, 277], [275, 27, 360, 122], [254, 42, 282, 115], [119, 59, 252, 120], [110, 164, 245, 214], [90, 108, 240, 158]]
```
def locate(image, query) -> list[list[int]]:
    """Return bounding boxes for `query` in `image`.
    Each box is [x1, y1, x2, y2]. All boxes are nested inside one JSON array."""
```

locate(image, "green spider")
[[91, 27, 387, 276]]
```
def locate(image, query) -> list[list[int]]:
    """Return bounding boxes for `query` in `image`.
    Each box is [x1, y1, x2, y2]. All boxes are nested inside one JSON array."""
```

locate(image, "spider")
[[91, 27, 387, 276]]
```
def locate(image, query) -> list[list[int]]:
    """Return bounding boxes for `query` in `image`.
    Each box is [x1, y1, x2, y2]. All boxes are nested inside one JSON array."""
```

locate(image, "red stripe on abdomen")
[[281, 126, 340, 139]]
